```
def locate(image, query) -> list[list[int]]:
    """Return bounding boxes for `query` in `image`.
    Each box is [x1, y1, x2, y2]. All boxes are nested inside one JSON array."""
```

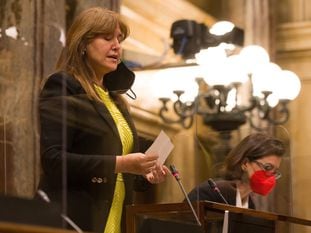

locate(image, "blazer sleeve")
[[39, 73, 117, 187]]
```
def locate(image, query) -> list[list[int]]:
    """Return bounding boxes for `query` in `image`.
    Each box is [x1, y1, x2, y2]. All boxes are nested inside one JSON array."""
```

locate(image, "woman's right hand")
[[115, 152, 158, 175]]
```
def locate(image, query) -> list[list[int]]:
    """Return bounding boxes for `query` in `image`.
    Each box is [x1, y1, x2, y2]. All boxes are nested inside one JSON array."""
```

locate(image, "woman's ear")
[[241, 159, 248, 171], [79, 41, 87, 56]]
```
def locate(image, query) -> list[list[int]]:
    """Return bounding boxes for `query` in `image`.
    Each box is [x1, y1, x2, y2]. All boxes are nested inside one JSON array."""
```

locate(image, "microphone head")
[[37, 189, 51, 203], [169, 164, 180, 180], [207, 178, 217, 190], [169, 165, 177, 174]]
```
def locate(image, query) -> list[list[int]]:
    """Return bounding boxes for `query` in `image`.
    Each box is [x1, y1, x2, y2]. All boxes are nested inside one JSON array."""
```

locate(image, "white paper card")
[[145, 130, 174, 164]]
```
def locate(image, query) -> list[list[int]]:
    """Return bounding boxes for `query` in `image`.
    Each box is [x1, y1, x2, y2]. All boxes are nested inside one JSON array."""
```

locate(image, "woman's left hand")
[[145, 164, 170, 184]]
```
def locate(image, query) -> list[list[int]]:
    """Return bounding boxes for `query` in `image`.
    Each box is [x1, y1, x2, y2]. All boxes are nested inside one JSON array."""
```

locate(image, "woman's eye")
[[118, 35, 124, 42], [263, 164, 274, 171], [104, 36, 113, 40], [98, 34, 112, 40], [102, 35, 123, 43]]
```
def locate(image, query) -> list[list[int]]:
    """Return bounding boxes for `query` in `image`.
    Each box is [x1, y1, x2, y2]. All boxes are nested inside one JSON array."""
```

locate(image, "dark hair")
[[221, 133, 285, 180]]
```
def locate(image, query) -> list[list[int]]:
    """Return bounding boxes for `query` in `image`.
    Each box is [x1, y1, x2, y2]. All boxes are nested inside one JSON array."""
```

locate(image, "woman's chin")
[[106, 62, 118, 71]]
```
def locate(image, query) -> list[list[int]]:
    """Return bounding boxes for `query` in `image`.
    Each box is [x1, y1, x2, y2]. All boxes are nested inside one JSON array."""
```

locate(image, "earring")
[[82, 49, 86, 56]]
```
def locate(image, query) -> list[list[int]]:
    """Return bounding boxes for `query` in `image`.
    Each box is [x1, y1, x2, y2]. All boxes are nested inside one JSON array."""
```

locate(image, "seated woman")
[[187, 133, 285, 209]]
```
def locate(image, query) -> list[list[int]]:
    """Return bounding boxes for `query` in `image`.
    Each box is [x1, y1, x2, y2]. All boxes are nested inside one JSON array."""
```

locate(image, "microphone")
[[169, 165, 201, 226], [37, 189, 84, 233], [207, 179, 230, 233], [37, 189, 51, 203], [207, 178, 229, 205]]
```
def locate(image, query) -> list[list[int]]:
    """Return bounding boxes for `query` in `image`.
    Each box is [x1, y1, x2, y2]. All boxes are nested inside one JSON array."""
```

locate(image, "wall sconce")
[[158, 45, 301, 130]]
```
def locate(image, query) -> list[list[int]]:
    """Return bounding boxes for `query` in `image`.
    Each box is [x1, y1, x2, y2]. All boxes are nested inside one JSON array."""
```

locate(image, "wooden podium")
[[0, 221, 76, 233], [126, 201, 311, 233]]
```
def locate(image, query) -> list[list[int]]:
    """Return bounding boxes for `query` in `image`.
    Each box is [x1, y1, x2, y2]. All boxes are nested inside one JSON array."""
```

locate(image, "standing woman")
[[187, 133, 285, 209], [38, 7, 168, 233]]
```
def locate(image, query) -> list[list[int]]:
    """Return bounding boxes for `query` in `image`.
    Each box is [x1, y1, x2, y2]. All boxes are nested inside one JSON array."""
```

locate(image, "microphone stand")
[[207, 178, 229, 204], [169, 165, 201, 226], [37, 189, 84, 233]]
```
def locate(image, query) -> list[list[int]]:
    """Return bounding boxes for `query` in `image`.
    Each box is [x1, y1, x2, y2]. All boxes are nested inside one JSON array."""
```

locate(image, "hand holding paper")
[[145, 130, 174, 165], [144, 130, 174, 184]]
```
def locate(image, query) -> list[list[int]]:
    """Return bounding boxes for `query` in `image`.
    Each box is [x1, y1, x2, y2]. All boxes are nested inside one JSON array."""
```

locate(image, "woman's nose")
[[112, 38, 121, 50]]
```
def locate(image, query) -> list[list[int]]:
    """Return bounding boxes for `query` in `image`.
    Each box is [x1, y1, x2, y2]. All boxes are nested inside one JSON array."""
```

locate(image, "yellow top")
[[94, 85, 133, 233]]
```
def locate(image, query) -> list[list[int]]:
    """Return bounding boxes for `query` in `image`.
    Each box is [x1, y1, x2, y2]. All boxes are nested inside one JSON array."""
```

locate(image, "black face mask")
[[103, 62, 135, 96]]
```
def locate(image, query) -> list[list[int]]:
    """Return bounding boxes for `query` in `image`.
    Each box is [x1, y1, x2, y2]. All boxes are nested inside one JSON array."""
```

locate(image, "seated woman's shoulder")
[[214, 179, 237, 191]]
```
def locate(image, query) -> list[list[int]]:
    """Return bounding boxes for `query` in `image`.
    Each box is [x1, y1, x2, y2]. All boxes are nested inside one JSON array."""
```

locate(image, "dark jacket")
[[37, 70, 149, 232], [187, 180, 255, 209]]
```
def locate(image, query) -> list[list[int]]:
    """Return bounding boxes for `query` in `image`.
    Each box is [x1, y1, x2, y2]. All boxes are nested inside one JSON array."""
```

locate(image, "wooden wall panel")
[[121, 0, 216, 64]]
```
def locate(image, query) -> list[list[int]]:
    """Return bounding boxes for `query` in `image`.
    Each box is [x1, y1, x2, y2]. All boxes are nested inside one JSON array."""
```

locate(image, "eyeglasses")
[[253, 160, 282, 179]]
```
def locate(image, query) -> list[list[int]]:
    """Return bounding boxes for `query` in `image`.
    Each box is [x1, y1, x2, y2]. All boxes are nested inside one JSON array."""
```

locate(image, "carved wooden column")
[[0, 0, 45, 197], [0, 0, 119, 198], [245, 0, 272, 49], [276, 1, 311, 232]]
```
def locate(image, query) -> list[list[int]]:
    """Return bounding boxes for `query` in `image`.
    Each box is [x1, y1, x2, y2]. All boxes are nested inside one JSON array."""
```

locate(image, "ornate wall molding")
[[276, 21, 311, 80]]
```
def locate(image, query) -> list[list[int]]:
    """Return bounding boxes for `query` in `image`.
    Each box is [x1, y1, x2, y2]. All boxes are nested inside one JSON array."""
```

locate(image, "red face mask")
[[250, 170, 276, 196]]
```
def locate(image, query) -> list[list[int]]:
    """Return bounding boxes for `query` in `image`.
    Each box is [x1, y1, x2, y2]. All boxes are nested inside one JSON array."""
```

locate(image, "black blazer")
[[187, 179, 255, 209], [38, 72, 149, 232]]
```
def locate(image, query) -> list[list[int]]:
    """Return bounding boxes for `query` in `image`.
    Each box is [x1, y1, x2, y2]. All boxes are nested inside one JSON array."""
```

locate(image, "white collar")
[[236, 187, 249, 208]]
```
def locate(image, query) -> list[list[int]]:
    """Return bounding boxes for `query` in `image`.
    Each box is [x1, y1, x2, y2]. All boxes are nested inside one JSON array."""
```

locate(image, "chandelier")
[[157, 45, 301, 130], [130, 20, 301, 132], [152, 20, 301, 131]]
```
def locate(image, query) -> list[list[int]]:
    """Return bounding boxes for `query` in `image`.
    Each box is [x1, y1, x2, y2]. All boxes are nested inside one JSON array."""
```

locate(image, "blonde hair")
[[56, 7, 129, 101]]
